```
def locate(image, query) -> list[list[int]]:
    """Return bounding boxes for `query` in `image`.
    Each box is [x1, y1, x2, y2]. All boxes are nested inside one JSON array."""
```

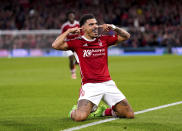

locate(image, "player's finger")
[[75, 27, 82, 31], [98, 25, 103, 28], [75, 29, 81, 33], [74, 27, 80, 31]]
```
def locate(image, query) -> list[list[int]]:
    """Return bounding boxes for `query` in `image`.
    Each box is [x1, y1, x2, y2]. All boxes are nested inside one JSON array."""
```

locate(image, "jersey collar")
[[68, 20, 78, 26], [81, 36, 96, 42]]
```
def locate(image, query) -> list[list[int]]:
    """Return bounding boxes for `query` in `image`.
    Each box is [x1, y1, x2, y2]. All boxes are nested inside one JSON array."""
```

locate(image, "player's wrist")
[[111, 24, 117, 31], [66, 29, 72, 35], [67, 28, 72, 33]]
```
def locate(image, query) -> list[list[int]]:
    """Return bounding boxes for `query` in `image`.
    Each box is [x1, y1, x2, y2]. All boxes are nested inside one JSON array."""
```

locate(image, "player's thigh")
[[72, 99, 94, 121], [77, 99, 95, 115], [69, 55, 75, 61], [114, 99, 133, 112]]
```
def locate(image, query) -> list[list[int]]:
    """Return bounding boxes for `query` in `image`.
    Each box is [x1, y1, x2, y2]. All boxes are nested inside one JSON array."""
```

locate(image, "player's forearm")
[[52, 30, 69, 50], [113, 25, 130, 40]]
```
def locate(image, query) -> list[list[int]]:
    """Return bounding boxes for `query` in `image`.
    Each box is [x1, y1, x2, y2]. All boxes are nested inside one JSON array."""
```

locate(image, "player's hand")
[[98, 24, 116, 32], [68, 27, 82, 34]]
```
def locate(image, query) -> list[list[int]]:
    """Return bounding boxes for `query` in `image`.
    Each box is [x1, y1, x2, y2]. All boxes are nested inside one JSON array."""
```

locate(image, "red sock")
[[103, 108, 117, 117], [104, 108, 112, 116]]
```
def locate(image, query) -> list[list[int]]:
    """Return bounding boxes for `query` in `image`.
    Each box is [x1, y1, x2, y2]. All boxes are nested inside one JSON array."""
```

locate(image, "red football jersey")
[[67, 34, 118, 85], [61, 20, 80, 39]]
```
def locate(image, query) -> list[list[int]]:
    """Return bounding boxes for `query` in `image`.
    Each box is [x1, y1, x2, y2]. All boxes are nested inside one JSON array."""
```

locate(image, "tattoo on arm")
[[115, 27, 130, 39]]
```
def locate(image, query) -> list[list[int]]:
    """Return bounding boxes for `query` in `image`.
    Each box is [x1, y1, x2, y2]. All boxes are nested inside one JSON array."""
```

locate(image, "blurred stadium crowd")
[[0, 0, 182, 49]]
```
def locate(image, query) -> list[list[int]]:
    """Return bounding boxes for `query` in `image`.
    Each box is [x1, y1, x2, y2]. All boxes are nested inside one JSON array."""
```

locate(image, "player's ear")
[[81, 25, 86, 32]]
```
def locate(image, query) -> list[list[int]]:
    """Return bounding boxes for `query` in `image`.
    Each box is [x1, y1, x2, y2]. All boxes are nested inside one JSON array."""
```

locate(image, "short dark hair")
[[79, 14, 95, 27]]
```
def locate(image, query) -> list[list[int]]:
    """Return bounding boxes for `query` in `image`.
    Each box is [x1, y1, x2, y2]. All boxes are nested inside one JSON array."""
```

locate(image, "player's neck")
[[69, 20, 74, 24], [83, 34, 95, 41]]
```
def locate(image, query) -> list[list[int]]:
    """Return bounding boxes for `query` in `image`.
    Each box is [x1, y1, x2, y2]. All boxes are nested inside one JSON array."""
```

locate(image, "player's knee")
[[117, 110, 134, 119], [73, 112, 88, 121], [115, 100, 134, 119], [125, 112, 134, 119]]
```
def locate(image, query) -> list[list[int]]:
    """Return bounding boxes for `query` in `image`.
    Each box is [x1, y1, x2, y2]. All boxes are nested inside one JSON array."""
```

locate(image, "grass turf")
[[0, 55, 182, 131]]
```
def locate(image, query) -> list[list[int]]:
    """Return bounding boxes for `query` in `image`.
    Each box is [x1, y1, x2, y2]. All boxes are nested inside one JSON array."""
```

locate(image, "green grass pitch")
[[0, 55, 182, 131]]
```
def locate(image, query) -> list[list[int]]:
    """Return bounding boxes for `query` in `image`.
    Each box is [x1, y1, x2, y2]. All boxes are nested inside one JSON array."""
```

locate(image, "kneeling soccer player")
[[52, 14, 134, 121]]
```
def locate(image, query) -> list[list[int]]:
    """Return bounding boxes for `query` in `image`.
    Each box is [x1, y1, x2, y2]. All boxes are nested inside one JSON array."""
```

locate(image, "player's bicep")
[[60, 42, 69, 50], [52, 41, 69, 50]]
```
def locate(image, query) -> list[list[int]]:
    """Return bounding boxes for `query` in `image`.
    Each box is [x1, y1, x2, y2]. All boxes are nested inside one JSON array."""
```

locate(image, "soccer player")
[[60, 11, 80, 79], [52, 14, 134, 121]]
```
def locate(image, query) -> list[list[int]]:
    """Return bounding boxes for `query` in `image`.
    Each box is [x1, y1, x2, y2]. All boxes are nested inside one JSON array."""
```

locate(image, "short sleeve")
[[66, 39, 79, 51], [102, 34, 118, 46]]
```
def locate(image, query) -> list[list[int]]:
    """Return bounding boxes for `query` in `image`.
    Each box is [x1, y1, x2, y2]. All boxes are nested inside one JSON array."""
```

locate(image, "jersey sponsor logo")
[[83, 49, 105, 57], [83, 50, 92, 57]]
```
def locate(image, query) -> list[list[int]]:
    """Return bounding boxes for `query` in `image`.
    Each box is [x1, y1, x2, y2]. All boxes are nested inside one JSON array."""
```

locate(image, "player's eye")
[[89, 23, 94, 26], [89, 23, 98, 26]]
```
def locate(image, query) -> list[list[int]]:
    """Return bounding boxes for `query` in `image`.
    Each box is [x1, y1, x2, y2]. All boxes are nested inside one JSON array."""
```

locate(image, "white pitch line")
[[62, 101, 182, 131]]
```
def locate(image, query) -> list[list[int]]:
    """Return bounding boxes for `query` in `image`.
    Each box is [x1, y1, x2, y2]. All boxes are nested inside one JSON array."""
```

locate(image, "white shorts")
[[79, 80, 126, 108], [63, 50, 74, 57]]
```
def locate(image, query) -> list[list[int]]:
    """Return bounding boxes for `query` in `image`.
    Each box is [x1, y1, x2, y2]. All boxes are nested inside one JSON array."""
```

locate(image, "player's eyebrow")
[[89, 22, 98, 26]]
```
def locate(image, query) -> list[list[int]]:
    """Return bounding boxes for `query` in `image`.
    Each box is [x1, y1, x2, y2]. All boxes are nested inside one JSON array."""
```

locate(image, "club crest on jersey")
[[98, 39, 103, 46]]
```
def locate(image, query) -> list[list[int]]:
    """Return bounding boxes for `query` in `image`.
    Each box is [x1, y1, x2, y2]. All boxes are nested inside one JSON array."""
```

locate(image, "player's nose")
[[94, 25, 99, 29]]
